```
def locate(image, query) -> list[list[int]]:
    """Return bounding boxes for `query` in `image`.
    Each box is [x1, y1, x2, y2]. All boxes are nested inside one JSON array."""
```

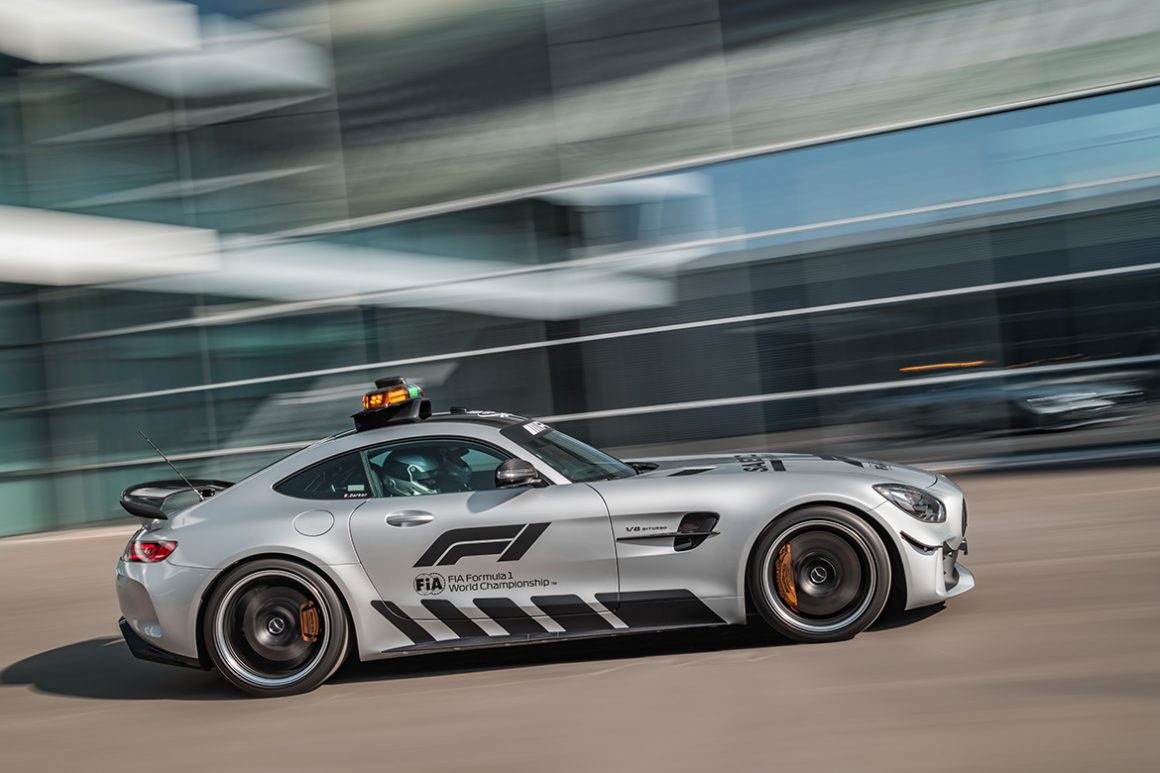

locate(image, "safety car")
[[116, 377, 973, 696]]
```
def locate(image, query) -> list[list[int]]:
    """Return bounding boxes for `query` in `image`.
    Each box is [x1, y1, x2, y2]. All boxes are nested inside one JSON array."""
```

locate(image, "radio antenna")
[[138, 429, 204, 501]]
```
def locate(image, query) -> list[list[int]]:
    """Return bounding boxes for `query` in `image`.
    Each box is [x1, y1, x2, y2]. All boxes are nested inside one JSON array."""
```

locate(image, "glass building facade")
[[1, 0, 1159, 534]]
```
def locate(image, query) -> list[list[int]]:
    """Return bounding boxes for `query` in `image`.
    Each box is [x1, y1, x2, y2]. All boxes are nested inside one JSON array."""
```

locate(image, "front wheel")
[[203, 558, 349, 697], [748, 507, 891, 643]]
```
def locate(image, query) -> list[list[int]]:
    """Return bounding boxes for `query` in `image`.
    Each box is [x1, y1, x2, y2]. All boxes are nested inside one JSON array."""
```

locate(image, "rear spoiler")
[[120, 479, 233, 520]]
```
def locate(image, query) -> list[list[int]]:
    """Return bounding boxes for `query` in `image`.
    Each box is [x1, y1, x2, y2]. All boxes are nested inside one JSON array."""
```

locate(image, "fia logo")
[[414, 573, 445, 596]]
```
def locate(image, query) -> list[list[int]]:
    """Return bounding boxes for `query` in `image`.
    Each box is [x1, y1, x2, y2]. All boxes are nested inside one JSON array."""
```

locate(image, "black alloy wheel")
[[749, 506, 891, 643], [203, 559, 349, 696]]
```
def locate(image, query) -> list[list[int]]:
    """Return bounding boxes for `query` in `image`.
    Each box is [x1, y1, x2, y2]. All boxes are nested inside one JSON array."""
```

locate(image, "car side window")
[[274, 452, 371, 500], [365, 439, 509, 498]]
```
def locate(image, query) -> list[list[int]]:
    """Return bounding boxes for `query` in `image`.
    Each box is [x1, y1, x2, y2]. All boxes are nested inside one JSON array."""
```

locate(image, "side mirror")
[[495, 458, 542, 488]]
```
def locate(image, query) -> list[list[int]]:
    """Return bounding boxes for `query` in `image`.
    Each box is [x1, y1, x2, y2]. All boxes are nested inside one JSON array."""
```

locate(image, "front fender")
[[592, 473, 892, 625]]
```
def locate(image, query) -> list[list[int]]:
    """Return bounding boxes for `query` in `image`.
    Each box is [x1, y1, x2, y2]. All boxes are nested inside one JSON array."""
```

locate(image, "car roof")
[[238, 409, 573, 491], [245, 413, 512, 476], [424, 411, 531, 428], [316, 410, 529, 443], [312, 410, 532, 451]]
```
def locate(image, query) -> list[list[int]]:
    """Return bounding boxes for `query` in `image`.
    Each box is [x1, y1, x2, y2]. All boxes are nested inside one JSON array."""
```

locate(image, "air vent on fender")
[[615, 513, 720, 551], [674, 512, 719, 552], [669, 467, 711, 477]]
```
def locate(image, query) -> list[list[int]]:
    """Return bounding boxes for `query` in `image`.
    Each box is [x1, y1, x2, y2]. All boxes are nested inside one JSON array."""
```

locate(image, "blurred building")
[[1, 0, 1159, 534]]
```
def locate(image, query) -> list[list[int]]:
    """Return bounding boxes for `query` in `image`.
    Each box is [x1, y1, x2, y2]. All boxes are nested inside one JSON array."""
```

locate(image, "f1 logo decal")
[[414, 523, 550, 567]]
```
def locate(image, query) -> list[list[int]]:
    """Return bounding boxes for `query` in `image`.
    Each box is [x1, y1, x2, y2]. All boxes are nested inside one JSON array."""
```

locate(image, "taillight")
[[123, 539, 177, 563]]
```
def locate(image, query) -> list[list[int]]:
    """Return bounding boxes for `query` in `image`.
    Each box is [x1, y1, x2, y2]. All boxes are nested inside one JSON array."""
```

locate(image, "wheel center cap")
[[267, 617, 287, 635], [809, 566, 829, 584]]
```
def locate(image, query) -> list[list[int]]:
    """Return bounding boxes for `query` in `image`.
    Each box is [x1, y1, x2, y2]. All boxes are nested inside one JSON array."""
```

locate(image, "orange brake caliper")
[[299, 600, 321, 642], [775, 543, 799, 613]]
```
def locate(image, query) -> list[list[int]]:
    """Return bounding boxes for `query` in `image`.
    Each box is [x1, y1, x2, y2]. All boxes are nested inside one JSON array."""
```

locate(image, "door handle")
[[386, 511, 434, 527]]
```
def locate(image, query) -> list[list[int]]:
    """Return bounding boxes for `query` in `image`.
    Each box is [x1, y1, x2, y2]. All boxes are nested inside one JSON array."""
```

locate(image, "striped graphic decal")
[[595, 590, 725, 628], [372, 590, 725, 650], [529, 595, 615, 633], [473, 598, 549, 635], [420, 600, 487, 638], [370, 600, 436, 644]]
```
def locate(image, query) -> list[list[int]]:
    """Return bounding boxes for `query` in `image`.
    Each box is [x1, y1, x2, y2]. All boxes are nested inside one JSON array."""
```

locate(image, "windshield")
[[501, 422, 635, 482]]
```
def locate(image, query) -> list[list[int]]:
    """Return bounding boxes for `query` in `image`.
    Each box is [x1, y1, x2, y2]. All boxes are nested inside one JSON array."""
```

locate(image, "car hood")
[[628, 452, 940, 488]]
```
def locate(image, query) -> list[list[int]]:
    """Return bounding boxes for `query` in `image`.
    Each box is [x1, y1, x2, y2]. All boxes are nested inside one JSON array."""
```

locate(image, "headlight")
[[873, 484, 946, 523]]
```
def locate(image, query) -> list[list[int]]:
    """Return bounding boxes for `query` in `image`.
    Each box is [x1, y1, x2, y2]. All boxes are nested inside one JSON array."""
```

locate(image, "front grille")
[[961, 501, 968, 536]]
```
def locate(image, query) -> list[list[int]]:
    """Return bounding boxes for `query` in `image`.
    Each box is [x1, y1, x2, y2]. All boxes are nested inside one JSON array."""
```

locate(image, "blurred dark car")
[[867, 379, 1145, 435]]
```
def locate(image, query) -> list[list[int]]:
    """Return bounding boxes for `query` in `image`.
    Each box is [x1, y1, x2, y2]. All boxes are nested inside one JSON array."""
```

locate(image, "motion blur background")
[[1, 0, 1159, 536]]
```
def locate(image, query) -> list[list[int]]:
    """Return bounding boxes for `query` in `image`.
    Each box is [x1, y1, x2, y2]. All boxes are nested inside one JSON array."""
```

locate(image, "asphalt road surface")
[[2, 467, 1158, 772]]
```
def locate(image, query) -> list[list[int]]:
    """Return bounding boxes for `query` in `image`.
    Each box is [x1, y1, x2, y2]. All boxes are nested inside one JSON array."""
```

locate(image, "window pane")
[[274, 453, 370, 500], [500, 423, 634, 482], [366, 439, 508, 498]]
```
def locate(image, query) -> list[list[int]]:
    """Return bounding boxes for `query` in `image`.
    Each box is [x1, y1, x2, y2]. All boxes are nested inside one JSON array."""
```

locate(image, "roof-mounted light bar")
[[363, 380, 422, 410], [353, 376, 431, 431]]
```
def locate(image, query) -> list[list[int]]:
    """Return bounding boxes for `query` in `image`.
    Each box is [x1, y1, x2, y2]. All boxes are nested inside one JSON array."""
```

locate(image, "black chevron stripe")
[[530, 594, 615, 633], [474, 597, 549, 635], [595, 590, 724, 628], [371, 600, 435, 644], [422, 599, 487, 637]]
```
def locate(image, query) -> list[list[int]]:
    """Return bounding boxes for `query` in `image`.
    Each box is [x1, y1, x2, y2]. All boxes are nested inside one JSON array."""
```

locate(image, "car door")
[[349, 436, 619, 638]]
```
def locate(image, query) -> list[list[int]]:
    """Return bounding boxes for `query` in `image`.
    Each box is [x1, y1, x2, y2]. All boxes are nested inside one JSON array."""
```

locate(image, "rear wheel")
[[203, 558, 349, 697], [748, 507, 890, 643]]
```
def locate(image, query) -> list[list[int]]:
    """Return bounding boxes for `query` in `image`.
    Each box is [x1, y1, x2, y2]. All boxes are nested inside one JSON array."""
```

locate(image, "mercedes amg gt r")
[[116, 377, 973, 696]]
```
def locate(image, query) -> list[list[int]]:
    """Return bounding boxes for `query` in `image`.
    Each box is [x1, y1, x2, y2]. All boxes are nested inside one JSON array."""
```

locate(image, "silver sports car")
[[116, 377, 973, 696]]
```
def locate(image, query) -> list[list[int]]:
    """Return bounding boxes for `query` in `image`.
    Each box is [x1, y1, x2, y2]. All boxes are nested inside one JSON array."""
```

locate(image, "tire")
[[748, 506, 891, 643], [202, 558, 349, 697]]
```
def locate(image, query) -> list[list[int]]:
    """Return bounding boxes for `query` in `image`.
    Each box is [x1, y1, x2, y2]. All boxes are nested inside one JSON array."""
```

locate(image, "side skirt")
[[371, 590, 728, 655]]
